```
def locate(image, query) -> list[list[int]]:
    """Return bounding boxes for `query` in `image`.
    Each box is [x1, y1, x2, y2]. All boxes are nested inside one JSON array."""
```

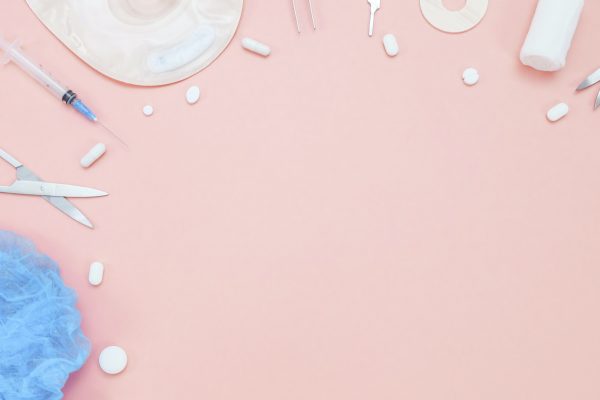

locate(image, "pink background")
[[2, 0, 600, 399]]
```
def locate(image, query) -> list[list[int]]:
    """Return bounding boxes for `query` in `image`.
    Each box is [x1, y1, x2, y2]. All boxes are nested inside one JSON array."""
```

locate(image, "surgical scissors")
[[0, 148, 107, 228], [576, 67, 600, 110]]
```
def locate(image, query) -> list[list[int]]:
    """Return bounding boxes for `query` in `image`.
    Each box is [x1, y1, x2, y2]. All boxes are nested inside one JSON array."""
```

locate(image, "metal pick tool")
[[292, 0, 316, 33], [368, 0, 381, 37]]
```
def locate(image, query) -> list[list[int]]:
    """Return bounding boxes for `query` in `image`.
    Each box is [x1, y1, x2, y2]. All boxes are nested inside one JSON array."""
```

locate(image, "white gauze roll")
[[520, 0, 584, 72]]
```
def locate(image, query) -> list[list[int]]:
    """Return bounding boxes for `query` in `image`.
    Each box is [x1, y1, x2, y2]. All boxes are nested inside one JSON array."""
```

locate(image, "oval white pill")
[[547, 102, 569, 122], [383, 34, 399, 57], [88, 261, 104, 286], [80, 143, 106, 168], [143, 105, 154, 116], [99, 346, 128, 375], [242, 38, 271, 57], [462, 68, 479, 86], [186, 85, 201, 105]]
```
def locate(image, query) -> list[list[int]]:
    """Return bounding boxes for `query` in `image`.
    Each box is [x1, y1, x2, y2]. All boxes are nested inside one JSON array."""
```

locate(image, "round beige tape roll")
[[420, 0, 488, 33]]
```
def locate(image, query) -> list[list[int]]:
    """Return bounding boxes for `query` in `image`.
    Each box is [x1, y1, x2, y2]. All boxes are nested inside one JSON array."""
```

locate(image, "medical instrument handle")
[[0, 36, 68, 100], [0, 148, 23, 168]]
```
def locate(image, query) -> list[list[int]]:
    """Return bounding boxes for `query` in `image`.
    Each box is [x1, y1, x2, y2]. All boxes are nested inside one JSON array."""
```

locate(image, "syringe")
[[0, 36, 127, 146]]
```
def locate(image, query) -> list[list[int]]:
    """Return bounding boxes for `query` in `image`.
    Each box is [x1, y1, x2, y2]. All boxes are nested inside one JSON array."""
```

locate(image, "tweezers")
[[292, 0, 316, 33]]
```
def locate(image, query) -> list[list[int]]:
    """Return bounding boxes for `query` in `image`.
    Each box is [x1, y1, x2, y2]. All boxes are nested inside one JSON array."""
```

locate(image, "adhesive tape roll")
[[420, 0, 489, 33]]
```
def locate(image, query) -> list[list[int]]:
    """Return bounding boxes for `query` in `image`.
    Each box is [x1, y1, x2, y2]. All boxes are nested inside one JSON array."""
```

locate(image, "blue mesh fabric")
[[0, 231, 90, 400]]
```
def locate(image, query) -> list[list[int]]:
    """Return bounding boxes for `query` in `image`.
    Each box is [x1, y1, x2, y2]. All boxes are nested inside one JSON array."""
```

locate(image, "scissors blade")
[[576, 68, 600, 91], [1, 180, 108, 197], [15, 166, 95, 228]]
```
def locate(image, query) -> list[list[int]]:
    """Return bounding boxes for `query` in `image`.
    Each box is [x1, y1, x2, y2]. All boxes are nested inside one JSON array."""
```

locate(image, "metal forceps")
[[0, 148, 107, 228], [292, 0, 316, 33]]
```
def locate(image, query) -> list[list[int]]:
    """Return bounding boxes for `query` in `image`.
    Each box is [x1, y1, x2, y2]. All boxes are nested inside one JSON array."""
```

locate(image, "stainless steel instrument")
[[368, 0, 381, 37], [0, 148, 107, 228], [292, 0, 316, 33], [576, 68, 600, 110]]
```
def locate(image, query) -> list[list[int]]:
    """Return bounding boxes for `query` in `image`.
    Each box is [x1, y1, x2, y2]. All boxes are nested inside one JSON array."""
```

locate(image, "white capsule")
[[186, 85, 201, 105], [88, 261, 104, 286], [242, 37, 271, 57], [383, 34, 399, 57], [547, 102, 569, 122], [462, 67, 479, 86], [99, 346, 128, 375], [80, 143, 106, 168], [142, 105, 154, 116]]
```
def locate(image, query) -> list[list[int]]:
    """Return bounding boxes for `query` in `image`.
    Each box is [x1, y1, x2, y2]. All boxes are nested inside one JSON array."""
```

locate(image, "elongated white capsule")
[[242, 38, 271, 57], [383, 34, 399, 57], [547, 102, 569, 122], [80, 143, 106, 168], [88, 261, 104, 286]]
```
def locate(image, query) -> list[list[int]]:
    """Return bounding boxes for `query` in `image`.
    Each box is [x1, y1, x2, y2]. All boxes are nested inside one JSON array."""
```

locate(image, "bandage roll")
[[520, 0, 585, 72]]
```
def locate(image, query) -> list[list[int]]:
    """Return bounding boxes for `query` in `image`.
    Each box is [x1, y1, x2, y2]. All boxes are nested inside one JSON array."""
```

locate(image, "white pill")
[[383, 34, 399, 57], [80, 143, 106, 168], [186, 85, 201, 105], [99, 346, 128, 375], [88, 261, 104, 286], [241, 38, 271, 57], [142, 105, 154, 116], [547, 102, 569, 122], [462, 68, 479, 86]]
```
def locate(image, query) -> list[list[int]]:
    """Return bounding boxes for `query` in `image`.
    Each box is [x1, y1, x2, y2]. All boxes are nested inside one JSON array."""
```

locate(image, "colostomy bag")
[[26, 0, 244, 86]]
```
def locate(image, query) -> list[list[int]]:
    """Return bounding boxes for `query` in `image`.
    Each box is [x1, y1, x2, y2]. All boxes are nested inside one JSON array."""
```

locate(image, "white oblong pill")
[[88, 261, 104, 286], [547, 102, 569, 122], [186, 85, 201, 105], [80, 143, 106, 168], [143, 105, 154, 116], [383, 34, 399, 57], [99, 346, 128, 375], [241, 38, 271, 57], [462, 68, 479, 86]]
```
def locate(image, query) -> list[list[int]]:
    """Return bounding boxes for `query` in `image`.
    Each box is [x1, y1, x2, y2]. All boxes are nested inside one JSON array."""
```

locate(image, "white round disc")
[[99, 346, 128, 375], [462, 68, 480, 86], [143, 105, 154, 116]]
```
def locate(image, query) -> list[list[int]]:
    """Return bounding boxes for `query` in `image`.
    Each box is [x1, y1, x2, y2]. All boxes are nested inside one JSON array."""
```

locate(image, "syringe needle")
[[98, 121, 129, 149], [1, 36, 127, 147]]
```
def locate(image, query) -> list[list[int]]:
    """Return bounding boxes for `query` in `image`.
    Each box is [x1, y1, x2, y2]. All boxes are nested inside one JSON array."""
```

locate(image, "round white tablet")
[[99, 346, 128, 375], [462, 68, 479, 86], [186, 86, 201, 105], [142, 105, 154, 116]]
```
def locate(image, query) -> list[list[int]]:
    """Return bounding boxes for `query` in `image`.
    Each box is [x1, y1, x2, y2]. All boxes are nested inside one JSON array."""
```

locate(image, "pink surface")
[[2, 1, 600, 399]]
